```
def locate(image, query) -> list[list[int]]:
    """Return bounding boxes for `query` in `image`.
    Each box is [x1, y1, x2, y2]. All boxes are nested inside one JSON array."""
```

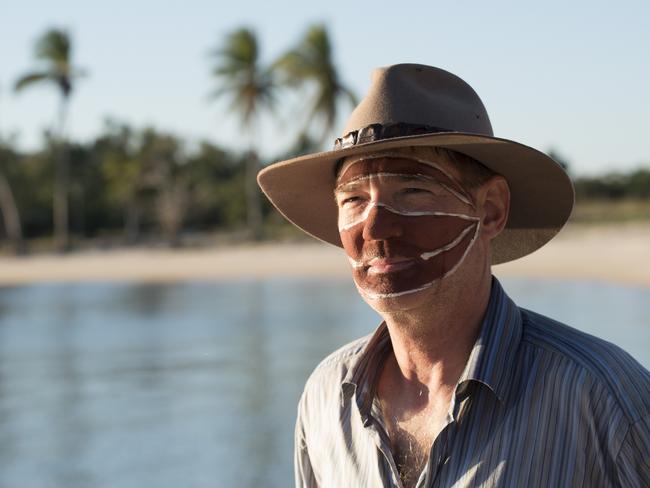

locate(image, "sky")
[[1, 0, 649, 175]]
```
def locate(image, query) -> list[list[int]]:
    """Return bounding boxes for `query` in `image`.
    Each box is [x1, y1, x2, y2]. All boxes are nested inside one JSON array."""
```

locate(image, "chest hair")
[[380, 404, 446, 488], [388, 421, 431, 487]]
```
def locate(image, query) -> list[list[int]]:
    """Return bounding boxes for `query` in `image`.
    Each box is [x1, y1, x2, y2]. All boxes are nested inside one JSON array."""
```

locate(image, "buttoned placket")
[[420, 384, 472, 487], [367, 397, 403, 487]]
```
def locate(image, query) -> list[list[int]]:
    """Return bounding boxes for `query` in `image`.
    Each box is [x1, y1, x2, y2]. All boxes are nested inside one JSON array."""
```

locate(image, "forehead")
[[335, 153, 463, 190], [337, 152, 460, 182]]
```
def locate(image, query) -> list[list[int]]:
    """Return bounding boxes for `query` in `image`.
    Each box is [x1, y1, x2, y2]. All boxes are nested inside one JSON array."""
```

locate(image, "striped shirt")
[[294, 278, 650, 487]]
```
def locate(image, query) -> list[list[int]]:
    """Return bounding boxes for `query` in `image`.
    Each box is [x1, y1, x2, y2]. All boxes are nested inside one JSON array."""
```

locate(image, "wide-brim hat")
[[258, 64, 574, 265]]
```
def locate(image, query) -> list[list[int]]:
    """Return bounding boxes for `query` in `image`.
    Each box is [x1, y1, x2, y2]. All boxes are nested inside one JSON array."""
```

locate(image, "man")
[[258, 64, 650, 487]]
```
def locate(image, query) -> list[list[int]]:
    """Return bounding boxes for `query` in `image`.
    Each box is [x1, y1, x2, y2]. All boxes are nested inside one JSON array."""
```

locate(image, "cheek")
[[400, 214, 474, 251], [339, 214, 475, 261], [340, 224, 364, 261]]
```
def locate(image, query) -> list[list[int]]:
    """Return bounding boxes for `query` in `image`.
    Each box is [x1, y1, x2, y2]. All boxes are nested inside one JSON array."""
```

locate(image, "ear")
[[476, 176, 510, 240]]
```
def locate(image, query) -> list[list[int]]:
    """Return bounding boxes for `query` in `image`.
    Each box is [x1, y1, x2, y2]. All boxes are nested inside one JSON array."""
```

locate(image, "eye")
[[341, 196, 362, 206], [335, 192, 365, 207]]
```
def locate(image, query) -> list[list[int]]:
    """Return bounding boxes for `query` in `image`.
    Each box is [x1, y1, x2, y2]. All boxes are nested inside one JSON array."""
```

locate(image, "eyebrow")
[[334, 181, 363, 197]]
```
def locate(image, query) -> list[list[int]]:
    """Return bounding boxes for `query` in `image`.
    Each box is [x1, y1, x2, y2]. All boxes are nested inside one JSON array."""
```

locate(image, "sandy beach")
[[0, 223, 649, 287]]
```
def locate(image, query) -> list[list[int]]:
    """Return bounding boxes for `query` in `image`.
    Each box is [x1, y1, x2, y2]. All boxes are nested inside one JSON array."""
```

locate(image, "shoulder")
[[297, 332, 372, 415], [295, 333, 372, 448], [302, 333, 371, 394], [519, 307, 650, 422]]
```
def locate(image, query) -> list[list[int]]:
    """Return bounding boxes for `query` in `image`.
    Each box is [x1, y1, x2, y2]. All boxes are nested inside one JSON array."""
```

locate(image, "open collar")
[[340, 277, 522, 421]]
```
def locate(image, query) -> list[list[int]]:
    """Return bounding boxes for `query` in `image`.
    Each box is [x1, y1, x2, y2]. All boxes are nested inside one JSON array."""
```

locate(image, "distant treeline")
[[0, 123, 308, 250], [574, 170, 650, 200], [0, 122, 648, 252]]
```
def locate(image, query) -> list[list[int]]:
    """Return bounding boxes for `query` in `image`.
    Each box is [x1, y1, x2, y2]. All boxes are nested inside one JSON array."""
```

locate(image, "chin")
[[355, 279, 444, 314]]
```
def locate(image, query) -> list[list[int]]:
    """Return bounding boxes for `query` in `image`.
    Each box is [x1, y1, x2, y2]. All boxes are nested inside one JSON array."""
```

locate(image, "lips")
[[366, 257, 415, 275]]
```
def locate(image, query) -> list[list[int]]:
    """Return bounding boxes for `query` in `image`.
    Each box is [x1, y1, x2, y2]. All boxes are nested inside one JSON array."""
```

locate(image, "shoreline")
[[0, 223, 649, 287]]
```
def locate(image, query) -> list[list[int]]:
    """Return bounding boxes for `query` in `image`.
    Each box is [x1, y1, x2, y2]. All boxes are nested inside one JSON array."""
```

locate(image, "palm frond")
[[209, 27, 277, 131], [35, 29, 71, 65], [13, 72, 52, 92], [275, 23, 357, 141], [15, 27, 85, 99]]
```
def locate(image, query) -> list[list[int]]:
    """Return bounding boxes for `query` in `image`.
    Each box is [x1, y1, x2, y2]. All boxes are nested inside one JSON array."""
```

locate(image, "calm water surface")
[[0, 277, 648, 488]]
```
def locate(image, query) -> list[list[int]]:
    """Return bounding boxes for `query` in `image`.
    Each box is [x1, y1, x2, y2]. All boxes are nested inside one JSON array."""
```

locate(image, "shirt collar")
[[341, 321, 391, 422], [456, 277, 523, 404], [340, 277, 522, 419]]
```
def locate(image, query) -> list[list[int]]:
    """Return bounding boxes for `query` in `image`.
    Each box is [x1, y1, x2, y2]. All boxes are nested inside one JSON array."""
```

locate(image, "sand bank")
[[0, 223, 648, 287]]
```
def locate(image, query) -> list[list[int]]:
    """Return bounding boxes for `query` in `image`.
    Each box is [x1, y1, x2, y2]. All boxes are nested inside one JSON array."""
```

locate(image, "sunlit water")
[[0, 277, 648, 488]]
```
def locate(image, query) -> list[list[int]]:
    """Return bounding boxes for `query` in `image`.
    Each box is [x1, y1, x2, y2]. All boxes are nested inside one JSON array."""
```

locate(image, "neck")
[[379, 267, 492, 391]]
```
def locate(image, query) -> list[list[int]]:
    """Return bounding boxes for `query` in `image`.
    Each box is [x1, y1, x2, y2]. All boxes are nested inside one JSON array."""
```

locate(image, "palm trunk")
[[245, 149, 263, 240], [54, 95, 70, 252], [157, 179, 188, 248], [125, 197, 141, 245], [245, 119, 263, 240], [0, 169, 24, 254]]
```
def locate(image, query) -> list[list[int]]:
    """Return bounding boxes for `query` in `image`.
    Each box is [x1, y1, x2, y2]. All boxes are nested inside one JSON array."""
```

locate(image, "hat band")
[[334, 122, 451, 150]]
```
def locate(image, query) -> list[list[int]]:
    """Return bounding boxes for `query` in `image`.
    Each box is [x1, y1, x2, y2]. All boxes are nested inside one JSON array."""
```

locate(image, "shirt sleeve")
[[295, 395, 318, 488], [615, 414, 650, 487]]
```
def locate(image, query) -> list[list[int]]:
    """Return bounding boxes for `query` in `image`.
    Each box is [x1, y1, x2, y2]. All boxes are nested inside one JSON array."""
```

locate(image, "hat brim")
[[257, 132, 574, 265]]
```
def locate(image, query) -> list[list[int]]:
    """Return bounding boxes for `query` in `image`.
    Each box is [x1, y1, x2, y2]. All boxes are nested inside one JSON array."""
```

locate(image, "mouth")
[[366, 257, 416, 275]]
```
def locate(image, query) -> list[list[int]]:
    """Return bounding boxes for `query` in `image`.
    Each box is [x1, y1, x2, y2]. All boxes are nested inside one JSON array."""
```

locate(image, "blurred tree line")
[[0, 119, 352, 253], [0, 123, 257, 251], [2, 123, 648, 253], [574, 170, 650, 200]]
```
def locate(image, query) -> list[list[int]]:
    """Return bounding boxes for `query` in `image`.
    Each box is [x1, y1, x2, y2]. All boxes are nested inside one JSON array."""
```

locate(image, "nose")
[[362, 204, 404, 241]]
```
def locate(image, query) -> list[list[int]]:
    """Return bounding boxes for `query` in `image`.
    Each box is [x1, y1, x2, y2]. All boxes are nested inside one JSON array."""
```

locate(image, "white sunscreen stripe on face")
[[348, 256, 364, 269], [355, 279, 435, 300], [437, 182, 473, 207], [419, 221, 478, 261], [357, 220, 481, 300], [435, 218, 481, 282], [337, 152, 474, 208], [338, 201, 477, 232], [336, 172, 436, 189]]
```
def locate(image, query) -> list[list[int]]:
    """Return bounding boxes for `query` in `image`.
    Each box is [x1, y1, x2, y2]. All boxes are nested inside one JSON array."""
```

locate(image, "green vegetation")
[[0, 25, 648, 254], [0, 122, 269, 251], [571, 170, 650, 223], [570, 199, 650, 224]]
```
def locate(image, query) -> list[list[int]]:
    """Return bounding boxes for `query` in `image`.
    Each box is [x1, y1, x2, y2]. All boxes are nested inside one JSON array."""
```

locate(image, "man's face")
[[334, 151, 480, 308]]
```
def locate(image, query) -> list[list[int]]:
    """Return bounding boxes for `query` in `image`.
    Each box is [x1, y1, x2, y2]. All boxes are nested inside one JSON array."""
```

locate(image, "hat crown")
[[342, 64, 493, 138]]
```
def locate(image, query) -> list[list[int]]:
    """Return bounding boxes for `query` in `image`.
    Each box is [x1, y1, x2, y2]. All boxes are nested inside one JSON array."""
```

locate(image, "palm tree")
[[275, 24, 357, 146], [0, 145, 24, 254], [209, 27, 276, 240], [0, 85, 25, 254], [14, 28, 86, 251]]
